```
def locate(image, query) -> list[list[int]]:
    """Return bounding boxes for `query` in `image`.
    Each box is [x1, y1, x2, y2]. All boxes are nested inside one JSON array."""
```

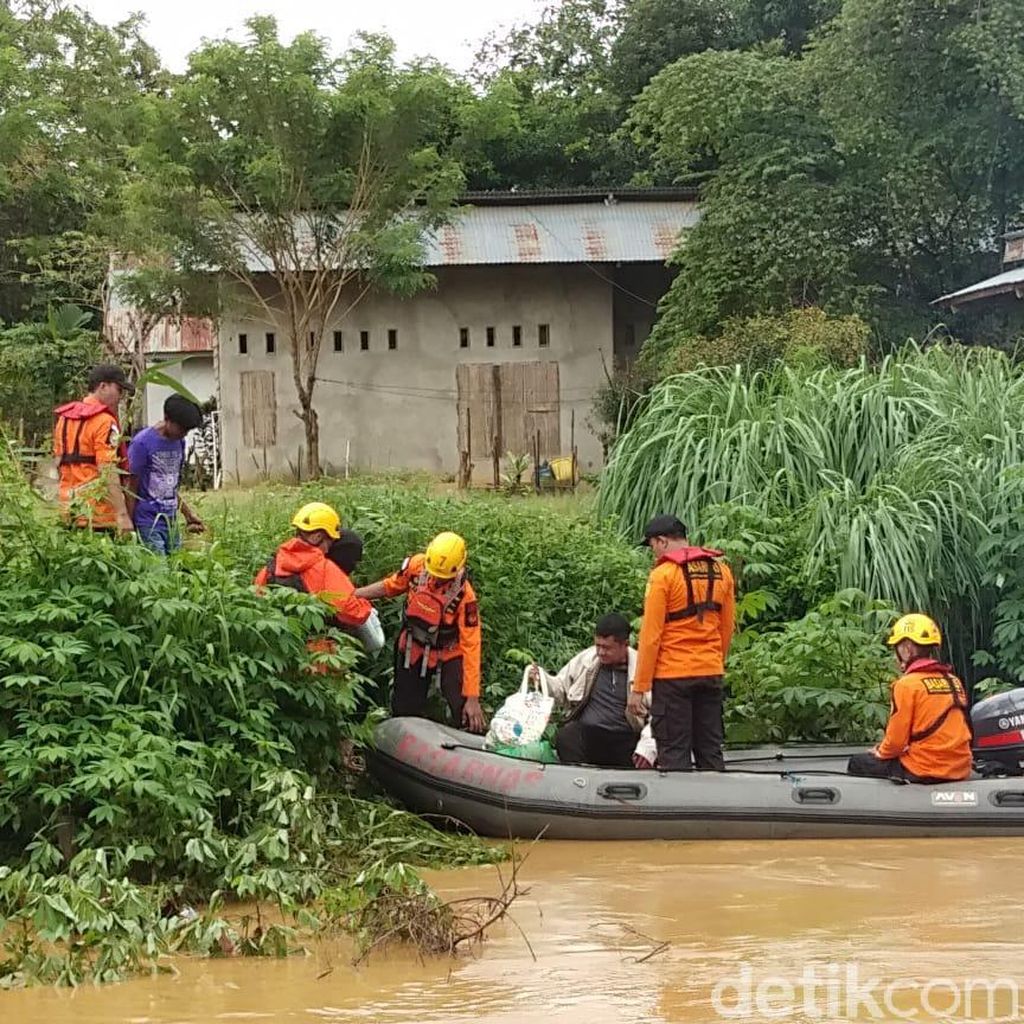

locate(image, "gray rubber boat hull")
[[368, 717, 1024, 840]]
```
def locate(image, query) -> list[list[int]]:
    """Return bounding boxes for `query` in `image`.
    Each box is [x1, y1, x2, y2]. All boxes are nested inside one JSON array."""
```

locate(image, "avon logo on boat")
[[931, 791, 978, 805]]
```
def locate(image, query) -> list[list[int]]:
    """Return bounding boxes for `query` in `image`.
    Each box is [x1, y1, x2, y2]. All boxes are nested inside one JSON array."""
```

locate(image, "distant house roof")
[[458, 186, 699, 206], [932, 267, 1024, 309], [422, 196, 699, 266]]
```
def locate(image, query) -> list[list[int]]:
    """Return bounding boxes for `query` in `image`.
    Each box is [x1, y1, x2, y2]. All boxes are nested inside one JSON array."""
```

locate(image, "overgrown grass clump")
[[599, 343, 1024, 673]]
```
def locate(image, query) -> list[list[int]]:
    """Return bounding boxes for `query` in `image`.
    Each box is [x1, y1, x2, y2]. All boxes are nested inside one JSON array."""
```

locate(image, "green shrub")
[[0, 310, 100, 444], [0, 451, 501, 986], [725, 591, 893, 743], [640, 307, 871, 379], [202, 483, 650, 707]]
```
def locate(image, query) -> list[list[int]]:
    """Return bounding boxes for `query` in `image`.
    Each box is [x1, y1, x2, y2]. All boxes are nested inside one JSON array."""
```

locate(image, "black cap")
[[87, 363, 135, 396], [640, 514, 688, 546], [164, 394, 204, 432]]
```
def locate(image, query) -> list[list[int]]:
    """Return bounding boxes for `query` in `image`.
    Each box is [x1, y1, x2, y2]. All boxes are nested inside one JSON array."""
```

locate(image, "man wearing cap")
[[627, 515, 736, 771], [847, 613, 972, 782], [127, 394, 207, 555], [53, 363, 134, 533]]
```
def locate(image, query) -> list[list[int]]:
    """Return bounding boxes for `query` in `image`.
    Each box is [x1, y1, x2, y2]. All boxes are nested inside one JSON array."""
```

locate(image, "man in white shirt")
[[530, 613, 647, 767]]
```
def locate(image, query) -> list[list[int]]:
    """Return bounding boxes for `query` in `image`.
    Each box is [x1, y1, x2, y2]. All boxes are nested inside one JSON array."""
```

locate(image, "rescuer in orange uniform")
[[627, 514, 736, 771], [53, 363, 134, 532], [848, 614, 973, 782], [356, 532, 486, 734], [255, 502, 381, 651]]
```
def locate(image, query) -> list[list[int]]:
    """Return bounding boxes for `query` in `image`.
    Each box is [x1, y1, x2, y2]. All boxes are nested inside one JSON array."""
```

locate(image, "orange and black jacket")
[[53, 398, 126, 527], [383, 553, 481, 698], [254, 537, 373, 629], [876, 658, 973, 781], [633, 547, 736, 692]]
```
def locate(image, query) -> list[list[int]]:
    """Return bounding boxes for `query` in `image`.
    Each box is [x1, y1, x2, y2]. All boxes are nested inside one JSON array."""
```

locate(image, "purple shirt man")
[[127, 394, 205, 554]]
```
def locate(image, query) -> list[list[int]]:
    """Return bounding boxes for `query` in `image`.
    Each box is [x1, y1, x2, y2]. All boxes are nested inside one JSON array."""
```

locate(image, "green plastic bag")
[[491, 739, 558, 764]]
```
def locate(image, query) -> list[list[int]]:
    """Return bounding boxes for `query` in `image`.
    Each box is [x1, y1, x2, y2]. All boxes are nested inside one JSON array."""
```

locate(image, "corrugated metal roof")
[[105, 268, 215, 353], [459, 187, 699, 206], [932, 267, 1024, 307], [421, 200, 698, 266]]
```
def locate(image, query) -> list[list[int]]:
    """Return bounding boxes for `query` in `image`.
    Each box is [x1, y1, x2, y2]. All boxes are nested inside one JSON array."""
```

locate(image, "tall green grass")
[[599, 344, 1024, 662]]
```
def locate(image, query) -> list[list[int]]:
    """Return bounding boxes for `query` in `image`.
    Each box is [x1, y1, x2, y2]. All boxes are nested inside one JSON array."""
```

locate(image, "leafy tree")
[[629, 0, 1024, 346], [738, 0, 841, 53], [631, 50, 875, 335], [470, 0, 632, 187], [0, 1, 161, 320], [0, 305, 100, 444], [118, 20, 463, 479], [608, 0, 748, 100]]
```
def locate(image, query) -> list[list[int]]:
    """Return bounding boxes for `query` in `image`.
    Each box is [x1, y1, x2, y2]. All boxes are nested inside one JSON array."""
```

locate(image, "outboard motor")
[[972, 688, 1024, 776]]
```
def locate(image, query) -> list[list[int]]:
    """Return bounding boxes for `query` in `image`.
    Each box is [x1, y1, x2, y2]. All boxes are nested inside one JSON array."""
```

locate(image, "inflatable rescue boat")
[[368, 688, 1024, 840]]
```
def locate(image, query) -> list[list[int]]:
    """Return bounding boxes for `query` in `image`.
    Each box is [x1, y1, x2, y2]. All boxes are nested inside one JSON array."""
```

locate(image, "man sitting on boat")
[[847, 613, 973, 783], [529, 613, 646, 768]]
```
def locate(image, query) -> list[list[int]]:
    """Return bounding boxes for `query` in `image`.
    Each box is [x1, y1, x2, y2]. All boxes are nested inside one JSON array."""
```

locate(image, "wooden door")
[[456, 361, 560, 462], [240, 370, 277, 447]]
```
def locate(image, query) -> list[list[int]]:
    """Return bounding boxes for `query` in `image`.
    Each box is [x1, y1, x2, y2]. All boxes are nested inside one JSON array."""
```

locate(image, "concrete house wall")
[[218, 263, 615, 482]]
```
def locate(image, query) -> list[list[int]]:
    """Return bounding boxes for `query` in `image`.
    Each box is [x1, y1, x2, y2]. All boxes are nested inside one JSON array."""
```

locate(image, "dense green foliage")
[[600, 344, 1024, 676], [0, 2, 161, 321], [205, 483, 650, 707], [0, 305, 99, 444], [0, 454, 500, 986], [631, 0, 1024, 354]]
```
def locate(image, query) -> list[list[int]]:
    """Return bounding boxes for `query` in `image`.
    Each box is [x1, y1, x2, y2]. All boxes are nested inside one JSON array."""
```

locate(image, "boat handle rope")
[[436, 742, 860, 777]]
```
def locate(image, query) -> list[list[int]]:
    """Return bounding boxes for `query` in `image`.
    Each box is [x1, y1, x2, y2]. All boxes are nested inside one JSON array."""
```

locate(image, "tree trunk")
[[300, 400, 320, 480]]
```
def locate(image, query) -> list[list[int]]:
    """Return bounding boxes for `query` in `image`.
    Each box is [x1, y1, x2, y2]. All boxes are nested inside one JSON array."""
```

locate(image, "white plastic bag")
[[352, 609, 385, 653], [633, 723, 658, 769], [484, 668, 554, 748]]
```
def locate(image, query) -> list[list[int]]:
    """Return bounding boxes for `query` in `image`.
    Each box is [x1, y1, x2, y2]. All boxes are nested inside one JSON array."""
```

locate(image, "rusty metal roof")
[[422, 199, 698, 266], [105, 268, 215, 354]]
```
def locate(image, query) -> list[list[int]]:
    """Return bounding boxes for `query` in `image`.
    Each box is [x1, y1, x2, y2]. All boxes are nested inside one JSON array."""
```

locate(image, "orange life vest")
[[662, 546, 726, 624], [401, 568, 466, 673], [54, 401, 129, 471]]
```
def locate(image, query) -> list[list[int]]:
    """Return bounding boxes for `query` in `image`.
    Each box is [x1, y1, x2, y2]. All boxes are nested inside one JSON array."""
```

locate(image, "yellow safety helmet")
[[424, 531, 467, 579], [887, 613, 942, 648], [291, 501, 341, 540]]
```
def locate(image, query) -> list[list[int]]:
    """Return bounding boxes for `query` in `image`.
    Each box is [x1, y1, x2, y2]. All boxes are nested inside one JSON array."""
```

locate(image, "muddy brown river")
[[7, 838, 1024, 1023]]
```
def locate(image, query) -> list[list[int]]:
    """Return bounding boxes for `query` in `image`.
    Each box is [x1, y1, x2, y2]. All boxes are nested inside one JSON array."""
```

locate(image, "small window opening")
[[238, 333, 248, 355], [360, 331, 369, 351], [512, 325, 522, 348], [459, 327, 470, 349], [388, 329, 398, 351], [538, 324, 550, 348], [333, 330, 343, 352]]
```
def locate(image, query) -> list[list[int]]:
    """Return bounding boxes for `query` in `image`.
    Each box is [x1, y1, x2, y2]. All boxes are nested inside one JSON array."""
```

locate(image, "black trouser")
[[555, 720, 637, 768], [846, 752, 950, 784], [391, 647, 465, 725], [651, 677, 725, 771]]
